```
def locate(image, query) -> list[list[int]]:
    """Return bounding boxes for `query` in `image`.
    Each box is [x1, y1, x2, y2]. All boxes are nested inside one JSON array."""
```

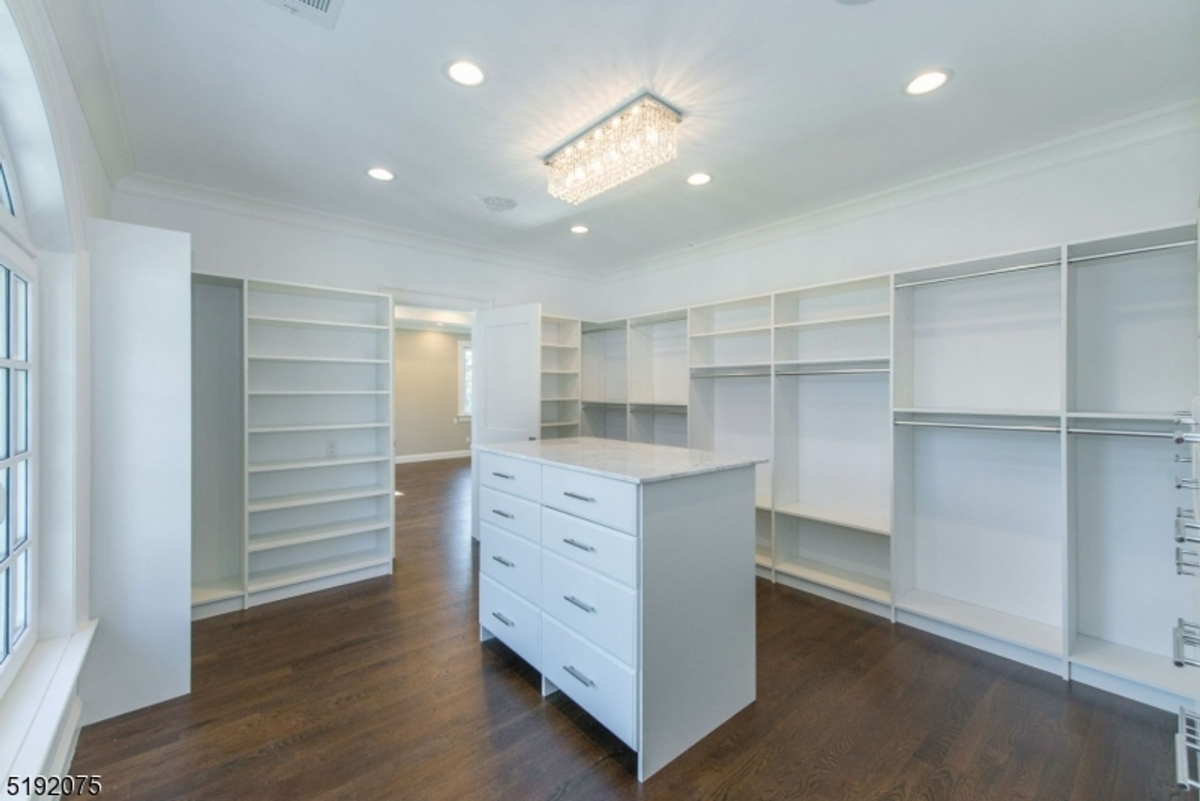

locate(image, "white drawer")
[[542, 614, 637, 749], [542, 551, 637, 666], [480, 451, 541, 502], [542, 507, 638, 589], [480, 522, 541, 603], [480, 574, 540, 670], [542, 465, 637, 534], [480, 486, 541, 544]]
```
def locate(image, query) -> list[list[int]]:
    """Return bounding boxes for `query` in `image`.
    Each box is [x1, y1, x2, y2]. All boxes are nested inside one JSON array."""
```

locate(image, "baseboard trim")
[[394, 450, 471, 464]]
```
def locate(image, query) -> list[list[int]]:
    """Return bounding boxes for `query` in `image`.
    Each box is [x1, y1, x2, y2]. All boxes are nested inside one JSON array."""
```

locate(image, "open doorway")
[[391, 304, 475, 464]]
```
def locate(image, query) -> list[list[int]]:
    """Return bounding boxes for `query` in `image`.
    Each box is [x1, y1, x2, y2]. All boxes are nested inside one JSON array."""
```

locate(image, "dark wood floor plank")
[[72, 458, 1183, 800]]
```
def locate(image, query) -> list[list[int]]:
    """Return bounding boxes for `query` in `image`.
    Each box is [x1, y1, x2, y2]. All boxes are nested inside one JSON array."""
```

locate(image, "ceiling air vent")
[[260, 0, 346, 29]]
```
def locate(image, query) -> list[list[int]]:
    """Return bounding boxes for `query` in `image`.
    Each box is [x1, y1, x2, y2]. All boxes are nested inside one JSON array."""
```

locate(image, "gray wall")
[[394, 329, 471, 457]]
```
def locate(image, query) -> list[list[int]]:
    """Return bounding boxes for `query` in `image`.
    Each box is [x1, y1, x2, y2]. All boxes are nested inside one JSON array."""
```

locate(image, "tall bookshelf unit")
[[191, 276, 395, 620]]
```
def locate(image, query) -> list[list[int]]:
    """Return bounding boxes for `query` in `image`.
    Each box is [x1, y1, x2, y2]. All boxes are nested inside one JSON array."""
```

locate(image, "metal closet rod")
[[1067, 427, 1178, 440], [1068, 239, 1197, 265], [894, 259, 1060, 290], [895, 420, 1060, 433]]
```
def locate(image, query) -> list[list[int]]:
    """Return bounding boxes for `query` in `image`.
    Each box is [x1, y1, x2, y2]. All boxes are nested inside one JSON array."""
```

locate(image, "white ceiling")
[[81, 0, 1199, 273]]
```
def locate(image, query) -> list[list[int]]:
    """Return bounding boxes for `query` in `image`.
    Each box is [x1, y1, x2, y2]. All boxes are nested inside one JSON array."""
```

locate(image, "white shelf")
[[775, 312, 890, 330], [690, 362, 772, 371], [630, 400, 687, 408], [247, 315, 388, 332], [895, 407, 1059, 418], [774, 501, 890, 536], [582, 398, 627, 405], [755, 553, 772, 570], [248, 455, 390, 473], [248, 390, 388, 397], [191, 578, 243, 606], [1066, 411, 1179, 422], [541, 421, 580, 428], [248, 553, 392, 594], [248, 518, 392, 553], [542, 396, 580, 402], [689, 325, 773, 339], [777, 356, 890, 368], [755, 494, 772, 511], [248, 486, 391, 513], [542, 370, 580, 375], [247, 355, 388, 365], [542, 343, 578, 349], [248, 423, 388, 434], [775, 558, 891, 604], [1069, 635, 1191, 697], [897, 590, 1063, 657]]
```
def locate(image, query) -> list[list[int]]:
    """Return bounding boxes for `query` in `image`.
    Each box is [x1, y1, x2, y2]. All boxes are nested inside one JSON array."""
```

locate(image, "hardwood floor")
[[73, 458, 1187, 800]]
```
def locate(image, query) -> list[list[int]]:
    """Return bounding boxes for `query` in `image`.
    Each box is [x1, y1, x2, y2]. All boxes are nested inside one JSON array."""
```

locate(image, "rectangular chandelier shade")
[[545, 93, 681, 205]]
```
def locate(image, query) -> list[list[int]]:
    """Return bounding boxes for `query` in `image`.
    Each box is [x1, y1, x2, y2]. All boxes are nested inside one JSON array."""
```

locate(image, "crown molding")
[[597, 99, 1200, 282], [112, 172, 601, 284]]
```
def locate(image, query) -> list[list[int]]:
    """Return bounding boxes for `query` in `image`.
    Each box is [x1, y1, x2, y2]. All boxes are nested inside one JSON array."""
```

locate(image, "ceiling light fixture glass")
[[687, 172, 712, 186], [447, 61, 485, 86], [905, 69, 951, 96], [367, 167, 395, 181], [570, 225, 589, 234], [545, 93, 682, 205]]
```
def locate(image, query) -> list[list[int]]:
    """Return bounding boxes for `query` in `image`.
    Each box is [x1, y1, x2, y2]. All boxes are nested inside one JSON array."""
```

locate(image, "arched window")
[[0, 122, 37, 696]]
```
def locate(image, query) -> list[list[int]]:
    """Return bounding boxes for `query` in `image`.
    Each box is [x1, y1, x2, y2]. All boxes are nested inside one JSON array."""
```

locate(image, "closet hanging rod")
[[893, 258, 1060, 290], [1067, 239, 1197, 265], [895, 420, 1060, 433], [1067, 427, 1177, 439], [776, 369, 889, 376]]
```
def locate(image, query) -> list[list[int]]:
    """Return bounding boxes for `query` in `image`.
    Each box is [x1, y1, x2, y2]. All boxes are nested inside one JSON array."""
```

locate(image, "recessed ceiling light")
[[905, 69, 952, 96], [447, 61, 486, 87], [367, 167, 395, 181], [570, 225, 589, 234], [687, 173, 712, 186]]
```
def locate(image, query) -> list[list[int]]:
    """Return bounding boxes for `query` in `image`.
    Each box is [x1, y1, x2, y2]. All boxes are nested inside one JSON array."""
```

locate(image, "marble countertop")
[[477, 437, 766, 484]]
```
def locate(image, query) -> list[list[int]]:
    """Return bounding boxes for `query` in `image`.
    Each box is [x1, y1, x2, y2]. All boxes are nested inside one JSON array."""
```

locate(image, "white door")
[[471, 303, 541, 537]]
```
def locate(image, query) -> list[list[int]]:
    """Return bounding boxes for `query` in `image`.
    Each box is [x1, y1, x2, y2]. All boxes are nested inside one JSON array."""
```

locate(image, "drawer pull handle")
[[563, 538, 596, 553], [492, 471, 515, 480], [492, 555, 515, 568], [563, 665, 595, 688], [1179, 478, 1200, 490], [492, 612, 514, 628], [1175, 619, 1200, 667], [564, 595, 595, 613], [563, 491, 597, 503], [492, 509, 515, 520]]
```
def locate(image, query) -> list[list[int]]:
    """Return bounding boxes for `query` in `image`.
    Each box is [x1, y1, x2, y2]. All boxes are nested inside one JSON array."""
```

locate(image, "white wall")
[[81, 218, 191, 724], [110, 181, 606, 320], [600, 123, 1200, 318]]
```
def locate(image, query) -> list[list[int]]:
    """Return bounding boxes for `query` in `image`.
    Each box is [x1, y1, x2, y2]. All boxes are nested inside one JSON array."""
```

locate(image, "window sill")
[[0, 620, 97, 780]]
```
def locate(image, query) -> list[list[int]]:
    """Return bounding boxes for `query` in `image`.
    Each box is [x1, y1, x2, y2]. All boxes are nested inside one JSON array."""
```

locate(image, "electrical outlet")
[[326, 440, 337, 458]]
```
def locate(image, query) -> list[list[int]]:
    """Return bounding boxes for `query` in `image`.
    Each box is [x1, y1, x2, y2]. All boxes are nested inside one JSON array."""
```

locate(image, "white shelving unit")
[[1064, 227, 1199, 706], [772, 277, 893, 608], [565, 222, 1199, 714], [191, 276, 395, 620], [581, 320, 628, 441], [541, 315, 582, 439]]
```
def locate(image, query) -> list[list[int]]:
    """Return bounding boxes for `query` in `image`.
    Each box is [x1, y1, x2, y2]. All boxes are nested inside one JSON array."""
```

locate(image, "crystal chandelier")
[[545, 94, 681, 205]]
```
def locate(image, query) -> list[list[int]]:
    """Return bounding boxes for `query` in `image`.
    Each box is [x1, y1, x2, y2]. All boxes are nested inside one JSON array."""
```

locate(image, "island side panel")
[[637, 465, 757, 780]]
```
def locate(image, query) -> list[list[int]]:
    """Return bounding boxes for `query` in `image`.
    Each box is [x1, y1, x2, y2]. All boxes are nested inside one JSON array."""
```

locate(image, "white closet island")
[[475, 437, 762, 781]]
